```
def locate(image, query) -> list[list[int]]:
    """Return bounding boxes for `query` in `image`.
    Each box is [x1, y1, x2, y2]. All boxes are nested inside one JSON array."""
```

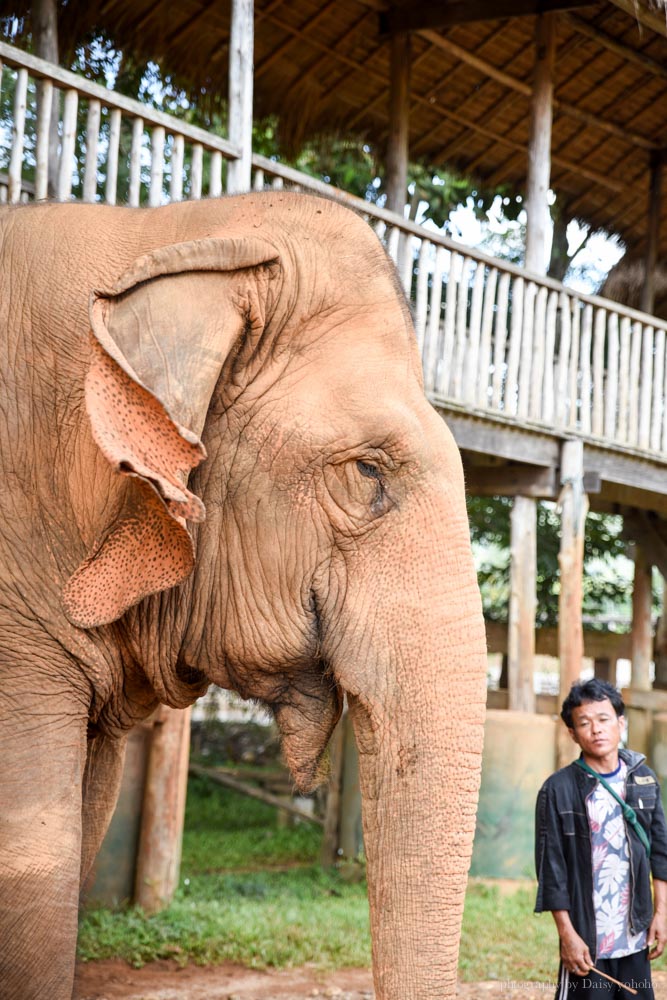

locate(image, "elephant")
[[0, 190, 487, 1000]]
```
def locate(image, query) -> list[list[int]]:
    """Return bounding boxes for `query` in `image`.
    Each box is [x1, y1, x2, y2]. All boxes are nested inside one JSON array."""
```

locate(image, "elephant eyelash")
[[356, 460, 382, 480]]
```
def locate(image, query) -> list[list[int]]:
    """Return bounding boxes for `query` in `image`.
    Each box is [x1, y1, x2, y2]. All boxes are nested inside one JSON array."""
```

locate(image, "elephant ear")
[[63, 236, 279, 629]]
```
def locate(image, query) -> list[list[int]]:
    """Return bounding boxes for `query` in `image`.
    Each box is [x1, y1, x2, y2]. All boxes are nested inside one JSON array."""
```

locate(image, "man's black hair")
[[560, 678, 625, 729]]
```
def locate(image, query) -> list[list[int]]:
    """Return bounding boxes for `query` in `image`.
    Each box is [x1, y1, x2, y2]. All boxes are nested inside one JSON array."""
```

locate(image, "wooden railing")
[[2, 42, 666, 460]]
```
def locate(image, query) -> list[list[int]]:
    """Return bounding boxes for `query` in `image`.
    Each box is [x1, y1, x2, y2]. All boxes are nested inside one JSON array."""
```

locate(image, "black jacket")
[[535, 748, 667, 959]]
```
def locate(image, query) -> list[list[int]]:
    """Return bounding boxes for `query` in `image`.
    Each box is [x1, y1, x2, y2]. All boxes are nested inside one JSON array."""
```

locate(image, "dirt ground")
[[73, 960, 667, 1000]]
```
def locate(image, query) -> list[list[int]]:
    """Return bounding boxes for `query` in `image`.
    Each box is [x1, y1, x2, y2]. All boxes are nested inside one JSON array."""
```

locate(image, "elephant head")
[[62, 192, 487, 999]]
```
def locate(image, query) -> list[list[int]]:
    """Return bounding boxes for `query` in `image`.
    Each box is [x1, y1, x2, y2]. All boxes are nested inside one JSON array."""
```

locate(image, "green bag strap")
[[574, 758, 651, 859]]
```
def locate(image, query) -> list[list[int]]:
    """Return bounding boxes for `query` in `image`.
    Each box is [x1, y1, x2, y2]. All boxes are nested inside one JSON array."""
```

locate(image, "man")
[[535, 678, 667, 998]]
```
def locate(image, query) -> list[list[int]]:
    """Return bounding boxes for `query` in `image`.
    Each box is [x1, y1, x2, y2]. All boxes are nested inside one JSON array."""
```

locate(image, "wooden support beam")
[[385, 31, 411, 215], [563, 12, 667, 80], [381, 0, 594, 33], [631, 545, 653, 692], [557, 440, 588, 767], [486, 619, 632, 660], [525, 13, 556, 275], [607, 0, 667, 39], [508, 495, 537, 712], [464, 462, 558, 498], [227, 0, 254, 194], [641, 152, 663, 316], [134, 706, 191, 914]]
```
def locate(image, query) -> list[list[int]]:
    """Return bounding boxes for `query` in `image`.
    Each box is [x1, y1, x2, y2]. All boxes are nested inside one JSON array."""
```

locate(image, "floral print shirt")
[[586, 760, 648, 958]]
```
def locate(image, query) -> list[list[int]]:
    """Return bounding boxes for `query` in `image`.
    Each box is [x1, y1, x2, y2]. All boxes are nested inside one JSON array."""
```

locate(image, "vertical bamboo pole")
[[227, 0, 254, 193], [641, 152, 662, 316], [8, 67, 28, 204], [128, 117, 143, 207], [190, 143, 203, 200], [604, 313, 619, 441], [462, 262, 485, 403], [618, 317, 631, 443], [134, 706, 191, 913], [437, 250, 459, 395], [524, 13, 556, 274], [149, 126, 165, 207], [34, 77, 53, 201], [105, 108, 121, 206], [542, 289, 558, 424], [210, 150, 223, 197], [557, 439, 588, 767], [491, 272, 510, 409], [83, 99, 101, 203], [385, 30, 410, 214], [477, 267, 498, 408], [56, 88, 78, 201], [639, 325, 654, 450], [414, 240, 430, 359], [554, 291, 571, 425], [423, 247, 445, 393], [508, 496, 536, 712], [631, 547, 653, 693], [506, 276, 525, 415], [170, 134, 185, 202], [33, 0, 60, 195]]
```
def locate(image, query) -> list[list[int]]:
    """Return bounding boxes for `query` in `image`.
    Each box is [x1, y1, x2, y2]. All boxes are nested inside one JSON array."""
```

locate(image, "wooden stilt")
[[227, 0, 254, 194], [134, 706, 191, 913], [631, 546, 653, 692], [508, 495, 536, 712], [557, 439, 588, 767], [640, 152, 662, 316], [386, 31, 411, 215], [525, 13, 556, 275]]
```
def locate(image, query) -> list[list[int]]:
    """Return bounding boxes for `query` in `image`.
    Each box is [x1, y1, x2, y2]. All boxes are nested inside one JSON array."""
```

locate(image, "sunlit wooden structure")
[[2, 0, 667, 886]]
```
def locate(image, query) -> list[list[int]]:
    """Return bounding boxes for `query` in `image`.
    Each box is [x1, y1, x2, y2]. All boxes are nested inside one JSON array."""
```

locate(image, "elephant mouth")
[[270, 662, 344, 793]]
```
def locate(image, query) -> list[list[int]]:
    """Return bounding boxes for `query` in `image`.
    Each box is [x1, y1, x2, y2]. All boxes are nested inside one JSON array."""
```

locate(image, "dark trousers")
[[555, 948, 654, 998]]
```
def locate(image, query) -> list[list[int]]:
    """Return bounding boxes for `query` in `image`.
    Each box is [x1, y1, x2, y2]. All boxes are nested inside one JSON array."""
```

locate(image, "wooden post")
[[631, 546, 653, 692], [508, 495, 536, 712], [227, 0, 254, 194], [33, 0, 60, 197], [557, 439, 588, 767], [385, 31, 411, 215], [524, 13, 556, 274], [641, 151, 662, 316], [134, 705, 191, 914], [655, 577, 667, 690]]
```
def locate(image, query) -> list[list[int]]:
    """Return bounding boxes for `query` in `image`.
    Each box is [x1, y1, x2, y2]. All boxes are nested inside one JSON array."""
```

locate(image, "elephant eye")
[[357, 460, 381, 480]]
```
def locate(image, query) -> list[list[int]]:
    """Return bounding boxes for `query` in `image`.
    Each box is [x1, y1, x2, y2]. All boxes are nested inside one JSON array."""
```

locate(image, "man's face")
[[568, 697, 625, 762]]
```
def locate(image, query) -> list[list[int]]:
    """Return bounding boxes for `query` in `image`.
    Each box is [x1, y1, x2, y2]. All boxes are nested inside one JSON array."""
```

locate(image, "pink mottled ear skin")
[[61, 336, 206, 628]]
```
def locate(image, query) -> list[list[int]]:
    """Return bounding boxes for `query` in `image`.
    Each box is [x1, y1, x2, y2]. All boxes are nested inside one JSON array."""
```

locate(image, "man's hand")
[[649, 880, 667, 960], [559, 927, 593, 975], [551, 910, 592, 976]]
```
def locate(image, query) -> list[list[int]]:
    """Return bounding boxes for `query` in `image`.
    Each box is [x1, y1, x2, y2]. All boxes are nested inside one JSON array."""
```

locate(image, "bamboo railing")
[[2, 42, 666, 460]]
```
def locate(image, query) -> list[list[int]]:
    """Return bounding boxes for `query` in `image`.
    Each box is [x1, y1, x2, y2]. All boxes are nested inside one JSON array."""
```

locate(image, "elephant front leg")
[[0, 658, 89, 1000]]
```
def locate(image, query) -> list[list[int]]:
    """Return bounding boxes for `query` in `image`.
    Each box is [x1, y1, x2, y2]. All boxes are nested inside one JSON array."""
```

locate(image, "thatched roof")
[[3, 1, 667, 257], [601, 257, 667, 319]]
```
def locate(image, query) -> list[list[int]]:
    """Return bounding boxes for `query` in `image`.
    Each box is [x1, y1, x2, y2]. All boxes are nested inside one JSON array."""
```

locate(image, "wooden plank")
[[604, 313, 619, 442], [592, 308, 606, 437], [440, 411, 561, 466], [463, 261, 485, 403], [529, 285, 548, 420], [386, 225, 400, 263], [463, 462, 558, 498], [542, 289, 558, 425], [227, 0, 254, 193], [105, 108, 121, 206], [557, 439, 588, 767], [400, 234, 414, 297], [505, 276, 524, 416], [579, 303, 593, 434], [476, 266, 498, 409], [486, 619, 633, 660], [83, 99, 101, 202], [437, 250, 458, 395], [134, 706, 191, 914], [210, 150, 223, 198], [517, 280, 537, 418], [652, 328, 666, 453], [508, 495, 536, 713], [8, 67, 28, 204], [554, 291, 571, 425], [452, 256, 472, 399], [128, 116, 143, 207], [631, 546, 653, 693], [424, 246, 446, 393], [170, 133, 184, 202], [189, 763, 324, 827], [34, 76, 52, 201], [524, 13, 556, 274], [414, 240, 431, 360], [252, 167, 264, 190], [567, 300, 581, 428], [618, 317, 631, 444], [149, 126, 165, 207], [491, 271, 510, 410], [190, 142, 203, 200], [638, 325, 654, 451], [56, 88, 78, 202]]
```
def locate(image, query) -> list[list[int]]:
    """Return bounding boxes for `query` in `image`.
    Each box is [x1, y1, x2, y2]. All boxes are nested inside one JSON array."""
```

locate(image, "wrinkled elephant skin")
[[0, 192, 487, 999]]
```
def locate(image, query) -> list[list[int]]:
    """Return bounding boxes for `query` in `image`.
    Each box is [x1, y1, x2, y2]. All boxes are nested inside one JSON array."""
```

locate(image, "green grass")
[[78, 775, 667, 982]]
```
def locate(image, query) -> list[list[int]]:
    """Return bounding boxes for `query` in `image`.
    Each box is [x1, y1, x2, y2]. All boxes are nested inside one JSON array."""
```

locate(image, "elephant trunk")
[[333, 485, 487, 999]]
